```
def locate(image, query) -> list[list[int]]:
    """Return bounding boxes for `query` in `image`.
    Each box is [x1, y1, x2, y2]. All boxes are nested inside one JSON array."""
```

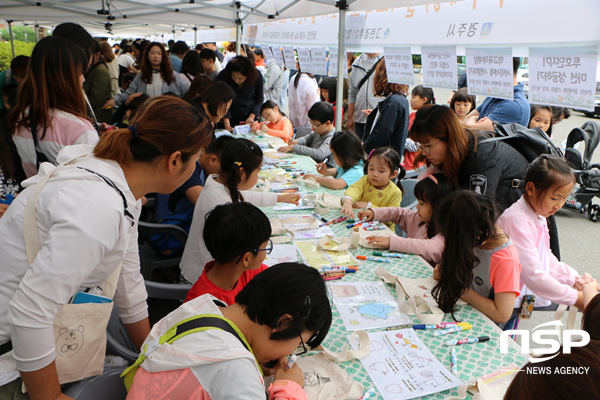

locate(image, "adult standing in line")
[[362, 60, 410, 159], [180, 50, 204, 85], [410, 105, 529, 213], [169, 41, 189, 73], [216, 56, 264, 132], [118, 45, 136, 86], [100, 41, 120, 98], [0, 56, 29, 112], [199, 49, 219, 82], [83, 41, 113, 123], [104, 42, 190, 109], [287, 69, 320, 128], [221, 42, 237, 69], [203, 42, 224, 63], [465, 57, 530, 131], [10, 37, 99, 178], [0, 96, 212, 400], [262, 56, 284, 109], [347, 52, 382, 136]]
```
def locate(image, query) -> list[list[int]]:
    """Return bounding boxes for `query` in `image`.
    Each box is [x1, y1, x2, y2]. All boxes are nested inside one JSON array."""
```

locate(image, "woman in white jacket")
[[0, 96, 212, 400], [287, 71, 320, 128]]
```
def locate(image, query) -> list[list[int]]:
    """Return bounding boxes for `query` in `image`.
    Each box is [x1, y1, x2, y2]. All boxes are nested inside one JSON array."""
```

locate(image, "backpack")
[[487, 122, 564, 162], [146, 207, 194, 257]]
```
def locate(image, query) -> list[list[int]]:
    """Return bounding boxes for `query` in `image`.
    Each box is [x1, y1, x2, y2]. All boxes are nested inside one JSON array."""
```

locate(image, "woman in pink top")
[[433, 191, 522, 324], [358, 173, 451, 266], [10, 36, 99, 178], [253, 100, 294, 143], [498, 155, 593, 312]]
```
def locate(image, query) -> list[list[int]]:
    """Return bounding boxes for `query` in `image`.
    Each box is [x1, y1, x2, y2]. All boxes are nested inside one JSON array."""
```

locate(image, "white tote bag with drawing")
[[22, 166, 122, 385]]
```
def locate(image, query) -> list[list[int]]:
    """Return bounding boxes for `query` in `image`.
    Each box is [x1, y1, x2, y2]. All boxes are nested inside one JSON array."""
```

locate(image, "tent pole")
[[235, 20, 242, 55], [35, 24, 40, 42], [7, 20, 15, 59], [193, 27, 197, 46], [335, 0, 347, 130]]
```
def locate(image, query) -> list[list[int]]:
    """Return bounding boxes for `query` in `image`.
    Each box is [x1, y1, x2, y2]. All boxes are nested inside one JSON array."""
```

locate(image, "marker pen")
[[312, 212, 328, 223], [445, 336, 490, 346], [356, 255, 392, 263], [412, 325, 437, 330], [323, 275, 344, 281], [451, 347, 458, 376], [372, 252, 408, 258], [358, 388, 375, 400], [433, 324, 473, 337], [385, 324, 413, 331], [285, 354, 297, 370]]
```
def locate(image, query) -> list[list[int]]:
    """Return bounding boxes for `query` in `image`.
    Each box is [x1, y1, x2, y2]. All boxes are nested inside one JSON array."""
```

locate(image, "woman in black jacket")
[[409, 105, 529, 213], [362, 59, 410, 158]]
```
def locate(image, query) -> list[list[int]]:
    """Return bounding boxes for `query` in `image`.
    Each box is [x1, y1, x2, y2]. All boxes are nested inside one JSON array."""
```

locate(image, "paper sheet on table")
[[292, 226, 335, 240], [273, 203, 315, 211], [318, 235, 351, 251], [295, 240, 360, 269], [264, 244, 298, 267], [351, 328, 461, 400], [328, 281, 411, 331], [270, 216, 319, 235]]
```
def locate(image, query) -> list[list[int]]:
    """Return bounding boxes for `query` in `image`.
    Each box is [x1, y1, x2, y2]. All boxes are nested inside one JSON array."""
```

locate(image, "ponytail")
[[94, 96, 211, 165], [219, 138, 263, 202], [432, 191, 497, 320]]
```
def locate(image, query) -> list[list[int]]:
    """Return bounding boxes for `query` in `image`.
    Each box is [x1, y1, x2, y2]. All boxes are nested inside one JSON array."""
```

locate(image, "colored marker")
[[312, 212, 328, 223], [359, 388, 375, 400], [285, 354, 297, 370], [412, 325, 438, 330], [321, 268, 356, 273], [433, 324, 473, 337], [347, 219, 356, 224], [356, 255, 392, 263], [372, 252, 408, 258], [445, 336, 490, 346], [347, 221, 363, 228], [451, 347, 458, 376], [385, 324, 413, 331], [323, 276, 344, 281], [364, 226, 386, 231]]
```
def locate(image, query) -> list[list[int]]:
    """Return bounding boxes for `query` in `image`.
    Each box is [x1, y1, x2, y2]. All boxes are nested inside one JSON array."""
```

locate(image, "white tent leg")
[[7, 20, 16, 59], [194, 27, 197, 46], [235, 21, 242, 55], [335, 1, 347, 130]]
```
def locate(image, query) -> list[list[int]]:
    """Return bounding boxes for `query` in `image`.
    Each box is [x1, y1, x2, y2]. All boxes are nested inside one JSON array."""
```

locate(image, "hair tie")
[[234, 161, 242, 166], [128, 122, 140, 139], [425, 172, 438, 184], [368, 149, 376, 161]]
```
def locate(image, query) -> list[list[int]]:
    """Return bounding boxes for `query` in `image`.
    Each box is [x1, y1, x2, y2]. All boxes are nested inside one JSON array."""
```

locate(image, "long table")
[[243, 134, 526, 399]]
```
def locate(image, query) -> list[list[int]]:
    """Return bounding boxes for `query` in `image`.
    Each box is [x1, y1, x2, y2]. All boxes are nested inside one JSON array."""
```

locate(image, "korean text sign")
[[383, 47, 415, 85], [466, 47, 514, 100], [421, 46, 458, 90]]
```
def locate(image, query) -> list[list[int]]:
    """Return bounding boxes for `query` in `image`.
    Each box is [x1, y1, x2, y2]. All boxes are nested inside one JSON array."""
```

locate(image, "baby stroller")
[[564, 121, 600, 221]]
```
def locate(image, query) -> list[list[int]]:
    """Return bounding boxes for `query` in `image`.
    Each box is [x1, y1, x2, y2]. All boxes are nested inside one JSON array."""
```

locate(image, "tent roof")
[[1, 0, 460, 35]]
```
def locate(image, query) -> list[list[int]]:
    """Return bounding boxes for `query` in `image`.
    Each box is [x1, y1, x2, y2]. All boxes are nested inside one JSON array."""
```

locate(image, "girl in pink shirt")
[[359, 172, 451, 266], [498, 155, 593, 314], [433, 191, 522, 324]]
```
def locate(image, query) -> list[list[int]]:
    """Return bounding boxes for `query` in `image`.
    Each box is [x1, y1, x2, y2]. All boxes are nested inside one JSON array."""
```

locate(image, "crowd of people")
[[0, 21, 597, 400]]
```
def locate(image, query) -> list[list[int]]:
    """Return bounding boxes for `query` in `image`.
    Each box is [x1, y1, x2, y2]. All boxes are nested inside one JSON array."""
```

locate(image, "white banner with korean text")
[[529, 46, 598, 111], [421, 46, 458, 90], [466, 48, 514, 100]]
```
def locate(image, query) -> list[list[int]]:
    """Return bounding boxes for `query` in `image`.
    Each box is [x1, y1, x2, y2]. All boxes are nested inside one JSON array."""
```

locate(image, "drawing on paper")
[[355, 301, 395, 320], [369, 362, 390, 376], [385, 384, 404, 394], [417, 371, 448, 390], [333, 285, 359, 298], [304, 372, 331, 387], [407, 351, 432, 368], [370, 340, 384, 352]]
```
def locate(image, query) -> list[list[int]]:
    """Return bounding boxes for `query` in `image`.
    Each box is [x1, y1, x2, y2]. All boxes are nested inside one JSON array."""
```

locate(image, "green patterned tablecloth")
[[251, 143, 525, 400]]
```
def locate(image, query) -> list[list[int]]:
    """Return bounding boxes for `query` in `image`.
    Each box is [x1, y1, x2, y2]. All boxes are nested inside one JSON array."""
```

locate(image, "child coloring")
[[358, 173, 451, 266], [278, 102, 335, 167], [498, 155, 594, 313], [126, 263, 333, 400], [185, 202, 271, 305], [341, 147, 403, 227], [180, 138, 298, 283], [449, 88, 476, 125], [303, 130, 365, 189], [253, 100, 294, 143], [433, 191, 522, 324]]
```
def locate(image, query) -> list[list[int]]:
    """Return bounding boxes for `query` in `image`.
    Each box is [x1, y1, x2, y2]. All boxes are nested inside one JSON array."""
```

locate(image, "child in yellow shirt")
[[341, 147, 403, 228]]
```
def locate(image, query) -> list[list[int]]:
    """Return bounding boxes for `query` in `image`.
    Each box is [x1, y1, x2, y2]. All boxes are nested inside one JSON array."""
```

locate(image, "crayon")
[[323, 276, 344, 281], [285, 354, 297, 370], [451, 347, 458, 376], [433, 324, 473, 337], [385, 324, 413, 331], [372, 252, 408, 258], [445, 336, 490, 346], [356, 255, 392, 263]]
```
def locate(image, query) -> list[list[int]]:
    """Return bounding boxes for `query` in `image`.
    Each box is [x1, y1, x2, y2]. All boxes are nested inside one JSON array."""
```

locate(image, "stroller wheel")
[[588, 204, 600, 222]]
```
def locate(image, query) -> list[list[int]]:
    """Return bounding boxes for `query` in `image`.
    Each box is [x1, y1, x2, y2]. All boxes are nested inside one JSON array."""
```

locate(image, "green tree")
[[0, 26, 36, 44], [0, 41, 35, 72]]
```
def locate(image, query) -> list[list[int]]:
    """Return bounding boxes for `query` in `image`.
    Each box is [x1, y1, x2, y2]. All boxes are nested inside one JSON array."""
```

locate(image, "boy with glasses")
[[278, 102, 335, 167]]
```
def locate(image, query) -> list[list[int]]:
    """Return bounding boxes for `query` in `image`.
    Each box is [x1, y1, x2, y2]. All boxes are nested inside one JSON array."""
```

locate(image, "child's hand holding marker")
[[316, 159, 328, 175], [357, 209, 374, 222], [274, 356, 304, 387], [278, 193, 301, 205]]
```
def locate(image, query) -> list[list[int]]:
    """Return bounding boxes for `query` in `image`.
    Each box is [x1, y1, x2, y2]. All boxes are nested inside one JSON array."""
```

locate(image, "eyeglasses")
[[309, 121, 323, 128], [294, 329, 309, 356], [235, 239, 273, 264], [416, 139, 442, 155]]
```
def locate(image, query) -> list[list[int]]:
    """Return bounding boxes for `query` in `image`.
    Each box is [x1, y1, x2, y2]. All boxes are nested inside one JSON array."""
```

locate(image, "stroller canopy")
[[566, 121, 600, 169]]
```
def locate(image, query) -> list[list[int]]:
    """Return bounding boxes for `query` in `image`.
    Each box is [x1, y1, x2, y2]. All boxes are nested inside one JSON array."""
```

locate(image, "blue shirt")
[[476, 83, 530, 127], [169, 54, 182, 73], [168, 162, 205, 212], [336, 161, 364, 187]]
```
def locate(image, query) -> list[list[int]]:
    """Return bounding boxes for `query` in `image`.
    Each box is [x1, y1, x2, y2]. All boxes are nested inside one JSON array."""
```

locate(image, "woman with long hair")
[[100, 40, 120, 97], [104, 42, 190, 108], [10, 36, 99, 178], [0, 96, 212, 400], [180, 50, 204, 84], [216, 55, 264, 132], [362, 59, 410, 158], [83, 40, 113, 123]]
